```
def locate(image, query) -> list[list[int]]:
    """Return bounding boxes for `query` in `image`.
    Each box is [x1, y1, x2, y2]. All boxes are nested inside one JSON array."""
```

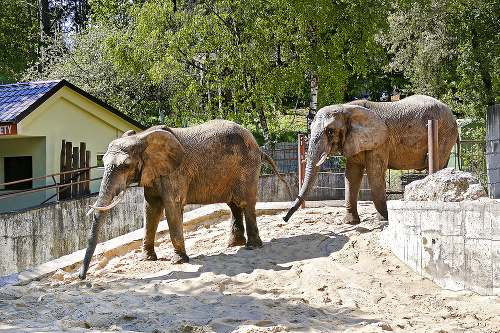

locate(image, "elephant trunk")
[[79, 173, 121, 280], [284, 134, 328, 222], [283, 160, 321, 221]]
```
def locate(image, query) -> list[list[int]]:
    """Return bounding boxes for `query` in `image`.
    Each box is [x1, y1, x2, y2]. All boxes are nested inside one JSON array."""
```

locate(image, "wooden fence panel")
[[59, 140, 91, 199]]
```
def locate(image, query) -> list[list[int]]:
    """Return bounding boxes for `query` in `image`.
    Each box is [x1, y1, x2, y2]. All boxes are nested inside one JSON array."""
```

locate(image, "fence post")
[[72, 146, 79, 198], [486, 104, 500, 198], [85, 151, 91, 194], [79, 142, 86, 196], [298, 134, 306, 208], [59, 140, 66, 201], [428, 119, 439, 174], [63, 141, 72, 199]]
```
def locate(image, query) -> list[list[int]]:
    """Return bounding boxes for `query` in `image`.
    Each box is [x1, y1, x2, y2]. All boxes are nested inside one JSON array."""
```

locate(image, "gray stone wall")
[[387, 199, 500, 296], [0, 187, 144, 276]]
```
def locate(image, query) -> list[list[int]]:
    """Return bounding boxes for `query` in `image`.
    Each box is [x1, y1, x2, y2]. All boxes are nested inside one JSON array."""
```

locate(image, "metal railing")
[[262, 136, 488, 199], [453, 140, 487, 187], [0, 166, 101, 205]]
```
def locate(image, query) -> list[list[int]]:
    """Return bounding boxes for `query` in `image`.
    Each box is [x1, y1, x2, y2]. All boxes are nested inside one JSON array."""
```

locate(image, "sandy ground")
[[1, 201, 499, 333]]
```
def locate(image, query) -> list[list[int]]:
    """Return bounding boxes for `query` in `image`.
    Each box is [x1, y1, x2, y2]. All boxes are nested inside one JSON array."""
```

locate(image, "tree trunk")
[[38, 0, 51, 37], [257, 104, 272, 150], [308, 71, 318, 137], [307, 22, 319, 138]]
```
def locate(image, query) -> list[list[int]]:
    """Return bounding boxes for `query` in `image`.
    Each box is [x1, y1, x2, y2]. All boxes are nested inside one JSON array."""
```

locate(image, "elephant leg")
[[344, 159, 365, 225], [142, 187, 164, 261], [243, 204, 263, 250], [366, 154, 389, 221], [227, 202, 246, 247], [164, 201, 189, 264]]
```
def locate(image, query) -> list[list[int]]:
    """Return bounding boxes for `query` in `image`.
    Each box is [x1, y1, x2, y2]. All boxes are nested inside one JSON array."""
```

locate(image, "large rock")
[[404, 168, 487, 201]]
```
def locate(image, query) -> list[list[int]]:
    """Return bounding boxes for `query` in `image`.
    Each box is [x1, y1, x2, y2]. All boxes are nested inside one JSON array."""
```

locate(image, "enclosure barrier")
[[0, 166, 100, 207], [486, 104, 500, 198]]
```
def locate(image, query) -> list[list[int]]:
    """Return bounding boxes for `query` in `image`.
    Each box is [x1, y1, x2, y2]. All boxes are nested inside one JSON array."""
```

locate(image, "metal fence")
[[262, 138, 489, 199], [453, 140, 487, 187]]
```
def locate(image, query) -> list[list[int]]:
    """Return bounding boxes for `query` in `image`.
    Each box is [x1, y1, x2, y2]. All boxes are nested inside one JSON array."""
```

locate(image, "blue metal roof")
[[0, 80, 61, 123]]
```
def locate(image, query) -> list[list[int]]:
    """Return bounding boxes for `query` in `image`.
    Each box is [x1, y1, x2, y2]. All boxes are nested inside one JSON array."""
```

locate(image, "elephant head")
[[283, 104, 388, 222], [79, 127, 185, 279]]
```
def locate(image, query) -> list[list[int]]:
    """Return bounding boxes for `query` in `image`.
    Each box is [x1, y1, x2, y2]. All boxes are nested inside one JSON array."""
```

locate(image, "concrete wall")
[[387, 199, 500, 296], [0, 187, 144, 276]]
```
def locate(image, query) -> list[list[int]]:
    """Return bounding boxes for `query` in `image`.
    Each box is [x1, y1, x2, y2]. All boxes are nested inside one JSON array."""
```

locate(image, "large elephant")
[[284, 95, 458, 224], [79, 120, 286, 279]]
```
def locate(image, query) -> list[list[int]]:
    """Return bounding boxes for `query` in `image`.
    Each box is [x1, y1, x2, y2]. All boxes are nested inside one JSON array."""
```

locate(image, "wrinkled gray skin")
[[80, 120, 286, 279], [284, 95, 458, 224]]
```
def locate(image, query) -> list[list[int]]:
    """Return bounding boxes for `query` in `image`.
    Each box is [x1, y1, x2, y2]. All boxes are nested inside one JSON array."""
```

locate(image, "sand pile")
[[0, 201, 499, 332]]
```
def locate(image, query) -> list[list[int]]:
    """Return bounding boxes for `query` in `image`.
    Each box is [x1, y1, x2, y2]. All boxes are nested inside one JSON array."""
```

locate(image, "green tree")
[[283, 0, 390, 134], [383, 0, 500, 123], [0, 0, 40, 81], [25, 0, 392, 144], [120, 0, 391, 142]]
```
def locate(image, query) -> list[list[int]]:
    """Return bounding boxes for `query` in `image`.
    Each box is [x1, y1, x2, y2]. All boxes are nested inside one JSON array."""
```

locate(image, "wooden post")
[[85, 151, 91, 194], [72, 146, 79, 197], [59, 140, 66, 200], [428, 119, 439, 174], [79, 142, 86, 196], [64, 141, 72, 199], [298, 134, 306, 209]]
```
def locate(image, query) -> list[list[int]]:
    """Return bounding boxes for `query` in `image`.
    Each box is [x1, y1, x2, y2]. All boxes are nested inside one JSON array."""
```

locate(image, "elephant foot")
[[344, 211, 361, 225], [139, 251, 158, 261], [228, 233, 246, 247], [171, 252, 189, 264], [245, 237, 263, 250]]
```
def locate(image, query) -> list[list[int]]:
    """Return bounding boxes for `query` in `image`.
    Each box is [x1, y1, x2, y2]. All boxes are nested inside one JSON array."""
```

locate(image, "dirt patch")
[[1, 202, 499, 332]]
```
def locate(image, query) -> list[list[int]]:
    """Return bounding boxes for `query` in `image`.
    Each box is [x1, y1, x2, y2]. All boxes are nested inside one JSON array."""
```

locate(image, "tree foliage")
[[382, 0, 500, 122], [0, 0, 40, 82], [22, 0, 499, 142], [25, 0, 391, 146]]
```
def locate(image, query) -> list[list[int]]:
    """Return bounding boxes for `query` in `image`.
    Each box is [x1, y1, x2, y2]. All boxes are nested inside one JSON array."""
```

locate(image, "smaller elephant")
[[79, 120, 286, 279], [284, 95, 458, 224]]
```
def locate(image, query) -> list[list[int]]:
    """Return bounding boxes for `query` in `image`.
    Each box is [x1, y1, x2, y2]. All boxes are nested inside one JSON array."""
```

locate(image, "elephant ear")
[[343, 105, 389, 159], [137, 129, 185, 186]]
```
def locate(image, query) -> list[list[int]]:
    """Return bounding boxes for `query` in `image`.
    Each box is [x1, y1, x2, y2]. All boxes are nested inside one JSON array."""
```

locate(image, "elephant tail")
[[261, 152, 293, 200]]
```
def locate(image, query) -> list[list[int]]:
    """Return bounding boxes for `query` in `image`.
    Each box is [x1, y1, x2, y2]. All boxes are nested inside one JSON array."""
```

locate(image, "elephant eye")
[[326, 128, 334, 135]]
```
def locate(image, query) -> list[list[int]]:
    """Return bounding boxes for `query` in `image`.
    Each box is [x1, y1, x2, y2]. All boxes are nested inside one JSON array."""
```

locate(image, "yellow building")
[[0, 80, 145, 213]]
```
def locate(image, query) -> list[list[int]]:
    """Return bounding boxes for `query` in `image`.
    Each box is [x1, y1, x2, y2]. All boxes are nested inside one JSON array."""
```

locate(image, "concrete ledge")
[[0, 202, 293, 287], [387, 199, 500, 296]]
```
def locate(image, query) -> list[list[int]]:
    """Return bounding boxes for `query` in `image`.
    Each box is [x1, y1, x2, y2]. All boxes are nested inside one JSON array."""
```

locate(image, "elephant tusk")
[[87, 190, 125, 213], [85, 208, 94, 216], [316, 153, 329, 167]]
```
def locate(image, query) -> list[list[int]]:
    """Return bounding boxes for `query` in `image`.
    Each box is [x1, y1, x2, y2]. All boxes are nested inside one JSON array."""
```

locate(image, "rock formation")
[[404, 168, 487, 201]]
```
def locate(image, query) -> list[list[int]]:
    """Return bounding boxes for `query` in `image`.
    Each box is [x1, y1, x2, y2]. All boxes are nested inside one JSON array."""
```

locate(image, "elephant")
[[283, 95, 458, 224], [79, 120, 287, 279]]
